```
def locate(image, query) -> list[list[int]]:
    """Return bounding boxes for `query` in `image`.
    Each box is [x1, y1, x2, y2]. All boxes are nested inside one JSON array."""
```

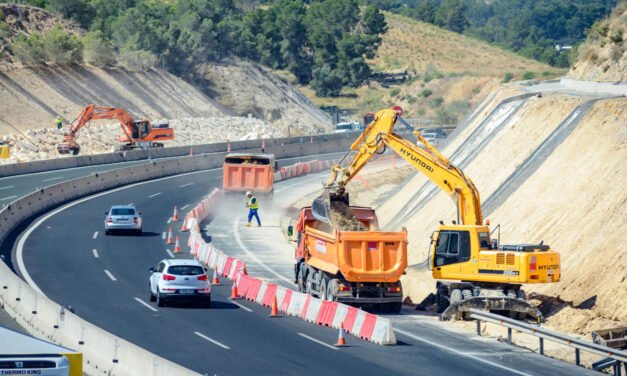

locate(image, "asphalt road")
[[13, 162, 595, 375]]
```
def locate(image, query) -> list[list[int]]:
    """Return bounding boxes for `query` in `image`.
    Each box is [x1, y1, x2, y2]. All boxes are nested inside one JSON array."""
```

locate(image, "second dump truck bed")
[[222, 153, 275, 193]]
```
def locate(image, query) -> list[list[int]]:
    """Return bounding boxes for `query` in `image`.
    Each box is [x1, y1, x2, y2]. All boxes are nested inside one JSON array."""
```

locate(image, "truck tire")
[[387, 302, 402, 314], [436, 291, 448, 313], [319, 277, 328, 300], [326, 279, 337, 302]]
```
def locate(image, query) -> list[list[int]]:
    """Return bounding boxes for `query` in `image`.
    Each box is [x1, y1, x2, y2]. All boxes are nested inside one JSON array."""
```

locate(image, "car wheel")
[[105, 229, 110, 235], [149, 285, 156, 302], [203, 296, 211, 308], [156, 289, 165, 307], [136, 228, 142, 236]]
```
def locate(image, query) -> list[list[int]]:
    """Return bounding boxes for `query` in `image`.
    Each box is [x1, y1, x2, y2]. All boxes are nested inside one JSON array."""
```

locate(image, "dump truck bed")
[[222, 153, 275, 193], [301, 207, 407, 282]]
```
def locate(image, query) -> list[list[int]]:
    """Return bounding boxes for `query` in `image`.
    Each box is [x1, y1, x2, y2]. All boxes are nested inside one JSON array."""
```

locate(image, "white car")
[[419, 132, 440, 148], [104, 205, 142, 235], [149, 259, 211, 307]]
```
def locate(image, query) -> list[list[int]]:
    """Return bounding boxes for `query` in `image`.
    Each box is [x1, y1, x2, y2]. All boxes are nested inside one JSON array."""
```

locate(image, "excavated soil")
[[329, 200, 366, 231]]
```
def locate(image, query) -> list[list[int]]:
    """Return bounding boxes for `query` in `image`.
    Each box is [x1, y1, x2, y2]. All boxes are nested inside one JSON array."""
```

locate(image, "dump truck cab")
[[222, 153, 276, 194]]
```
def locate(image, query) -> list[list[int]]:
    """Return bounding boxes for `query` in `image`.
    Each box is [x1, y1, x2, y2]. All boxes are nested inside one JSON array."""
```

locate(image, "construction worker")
[[55, 115, 63, 130], [245, 191, 261, 227]]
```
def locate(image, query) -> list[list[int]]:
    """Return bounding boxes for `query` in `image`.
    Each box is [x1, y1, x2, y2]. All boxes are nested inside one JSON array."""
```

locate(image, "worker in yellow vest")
[[245, 191, 261, 227], [55, 115, 63, 130]]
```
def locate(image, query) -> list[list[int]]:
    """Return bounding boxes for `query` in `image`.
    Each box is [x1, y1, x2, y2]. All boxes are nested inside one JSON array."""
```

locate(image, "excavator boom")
[[317, 108, 482, 226]]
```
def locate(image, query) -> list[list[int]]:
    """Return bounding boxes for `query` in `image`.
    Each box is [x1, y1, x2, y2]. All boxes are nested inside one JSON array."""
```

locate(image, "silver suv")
[[104, 205, 142, 235], [149, 259, 211, 307]]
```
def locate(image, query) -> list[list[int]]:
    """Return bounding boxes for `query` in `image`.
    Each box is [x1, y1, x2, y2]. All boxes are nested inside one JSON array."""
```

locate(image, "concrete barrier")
[[0, 132, 360, 178], [560, 78, 627, 96], [0, 135, 358, 375]]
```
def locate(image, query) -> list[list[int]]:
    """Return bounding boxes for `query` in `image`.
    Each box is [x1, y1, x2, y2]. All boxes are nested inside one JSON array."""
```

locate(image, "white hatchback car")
[[104, 205, 142, 235], [149, 259, 211, 307]]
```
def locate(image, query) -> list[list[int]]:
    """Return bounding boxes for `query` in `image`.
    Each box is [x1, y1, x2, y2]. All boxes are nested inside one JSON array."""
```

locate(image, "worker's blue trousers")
[[248, 209, 261, 226]]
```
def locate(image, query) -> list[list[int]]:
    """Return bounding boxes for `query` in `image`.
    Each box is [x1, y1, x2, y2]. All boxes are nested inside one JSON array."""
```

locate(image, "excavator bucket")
[[57, 143, 70, 154], [311, 191, 331, 223], [311, 189, 350, 223]]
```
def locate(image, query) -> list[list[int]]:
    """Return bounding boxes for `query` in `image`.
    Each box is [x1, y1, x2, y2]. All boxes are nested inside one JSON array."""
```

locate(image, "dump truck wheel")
[[387, 302, 402, 314], [326, 279, 337, 302], [450, 289, 462, 305], [319, 277, 328, 300], [436, 291, 448, 313]]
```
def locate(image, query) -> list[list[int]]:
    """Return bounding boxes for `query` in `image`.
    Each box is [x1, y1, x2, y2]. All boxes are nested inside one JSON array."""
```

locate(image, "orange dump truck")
[[222, 153, 276, 194], [293, 206, 407, 312]]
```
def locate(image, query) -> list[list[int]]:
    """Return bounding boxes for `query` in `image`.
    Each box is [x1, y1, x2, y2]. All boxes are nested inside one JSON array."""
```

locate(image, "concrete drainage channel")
[[0, 137, 356, 375]]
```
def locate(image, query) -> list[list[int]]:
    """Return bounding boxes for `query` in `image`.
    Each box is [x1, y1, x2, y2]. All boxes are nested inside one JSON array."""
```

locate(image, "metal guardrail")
[[470, 309, 626, 375]]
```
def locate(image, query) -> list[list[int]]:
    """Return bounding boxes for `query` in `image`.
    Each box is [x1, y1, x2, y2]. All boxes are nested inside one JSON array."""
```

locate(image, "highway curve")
[[12, 157, 595, 375]]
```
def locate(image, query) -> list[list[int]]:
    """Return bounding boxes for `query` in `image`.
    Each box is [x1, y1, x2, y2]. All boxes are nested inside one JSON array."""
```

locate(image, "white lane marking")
[[104, 269, 117, 281], [148, 192, 161, 198], [166, 249, 175, 258], [42, 176, 63, 182], [1, 195, 17, 201], [93, 231, 99, 239], [167, 217, 172, 224], [275, 175, 324, 192], [0, 186, 14, 190], [92, 249, 99, 258], [181, 204, 190, 210], [393, 328, 533, 376], [179, 183, 193, 188], [194, 332, 230, 350], [134, 297, 158, 312], [162, 232, 166, 240], [297, 333, 339, 351], [16, 167, 219, 296], [128, 203, 133, 206], [233, 216, 293, 284], [230, 300, 253, 312]]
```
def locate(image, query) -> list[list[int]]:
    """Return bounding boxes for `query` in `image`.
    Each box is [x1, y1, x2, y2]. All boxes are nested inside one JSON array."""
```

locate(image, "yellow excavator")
[[313, 107, 561, 320]]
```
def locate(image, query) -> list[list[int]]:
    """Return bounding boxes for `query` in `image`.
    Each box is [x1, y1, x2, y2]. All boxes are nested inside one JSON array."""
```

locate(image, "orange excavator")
[[57, 104, 174, 155]]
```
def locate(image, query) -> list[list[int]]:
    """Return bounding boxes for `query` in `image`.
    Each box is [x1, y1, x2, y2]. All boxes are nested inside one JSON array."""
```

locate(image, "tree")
[[82, 30, 115, 67], [447, 3, 469, 33]]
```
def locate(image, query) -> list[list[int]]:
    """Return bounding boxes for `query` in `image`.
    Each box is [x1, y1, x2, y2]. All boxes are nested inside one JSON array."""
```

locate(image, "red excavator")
[[57, 104, 174, 155]]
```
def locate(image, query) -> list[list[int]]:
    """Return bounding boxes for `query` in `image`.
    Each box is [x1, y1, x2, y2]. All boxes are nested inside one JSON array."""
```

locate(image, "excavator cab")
[[132, 120, 151, 140]]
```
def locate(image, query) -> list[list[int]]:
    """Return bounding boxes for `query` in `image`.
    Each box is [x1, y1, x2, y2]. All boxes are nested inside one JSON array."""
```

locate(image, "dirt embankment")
[[369, 90, 626, 336]]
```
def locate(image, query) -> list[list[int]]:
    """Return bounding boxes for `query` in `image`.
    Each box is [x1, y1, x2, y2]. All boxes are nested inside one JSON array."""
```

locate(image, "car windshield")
[[167, 265, 204, 276], [111, 208, 135, 215]]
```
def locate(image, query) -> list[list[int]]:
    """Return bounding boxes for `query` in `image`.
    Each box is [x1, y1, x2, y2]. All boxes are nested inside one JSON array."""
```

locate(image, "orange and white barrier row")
[[179, 186, 396, 346], [274, 159, 340, 182]]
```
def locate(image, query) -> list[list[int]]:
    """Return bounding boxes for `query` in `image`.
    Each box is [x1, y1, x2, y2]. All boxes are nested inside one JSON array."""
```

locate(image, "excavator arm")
[[320, 108, 483, 226]]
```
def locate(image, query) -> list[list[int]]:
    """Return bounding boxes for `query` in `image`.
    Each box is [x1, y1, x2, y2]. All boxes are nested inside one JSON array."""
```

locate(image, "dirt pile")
[[568, 4, 627, 82], [329, 200, 366, 231]]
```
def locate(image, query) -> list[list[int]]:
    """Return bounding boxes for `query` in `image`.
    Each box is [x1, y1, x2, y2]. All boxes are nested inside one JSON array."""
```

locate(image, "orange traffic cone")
[[230, 280, 240, 300], [180, 214, 188, 232], [269, 295, 279, 317], [173, 235, 181, 253], [166, 227, 174, 244], [335, 322, 347, 347], [172, 206, 179, 222], [212, 267, 220, 285]]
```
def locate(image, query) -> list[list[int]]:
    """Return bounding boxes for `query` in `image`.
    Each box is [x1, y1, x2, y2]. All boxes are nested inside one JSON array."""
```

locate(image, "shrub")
[[502, 72, 514, 83], [436, 108, 457, 125], [117, 48, 157, 71], [421, 88, 433, 97], [522, 71, 535, 80], [390, 87, 401, 97], [41, 26, 83, 65], [11, 33, 45, 65], [430, 97, 444, 108], [417, 108, 426, 116], [610, 30, 623, 44], [407, 95, 417, 104], [423, 73, 433, 83], [82, 31, 115, 67]]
